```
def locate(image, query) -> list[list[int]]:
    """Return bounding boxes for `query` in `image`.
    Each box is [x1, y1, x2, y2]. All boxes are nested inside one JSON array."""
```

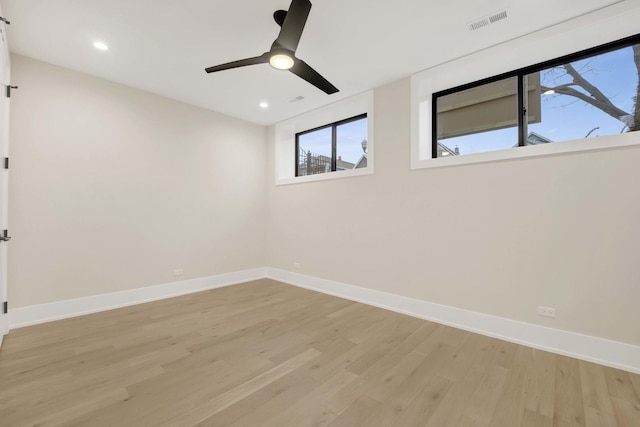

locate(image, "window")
[[295, 114, 368, 177], [432, 34, 640, 158], [274, 90, 373, 185]]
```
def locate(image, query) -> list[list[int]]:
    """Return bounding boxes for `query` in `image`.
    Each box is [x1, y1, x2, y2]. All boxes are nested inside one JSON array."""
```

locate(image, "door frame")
[[0, 8, 11, 345]]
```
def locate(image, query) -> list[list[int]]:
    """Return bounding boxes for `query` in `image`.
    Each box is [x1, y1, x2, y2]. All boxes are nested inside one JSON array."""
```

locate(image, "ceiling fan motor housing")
[[273, 10, 287, 26]]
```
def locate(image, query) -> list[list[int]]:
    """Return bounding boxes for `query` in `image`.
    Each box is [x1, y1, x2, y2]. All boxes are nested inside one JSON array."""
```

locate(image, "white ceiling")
[[0, 0, 624, 126]]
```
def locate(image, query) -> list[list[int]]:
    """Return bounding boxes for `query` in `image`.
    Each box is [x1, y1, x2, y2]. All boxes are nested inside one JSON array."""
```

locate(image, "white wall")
[[267, 24, 640, 345], [9, 54, 267, 307]]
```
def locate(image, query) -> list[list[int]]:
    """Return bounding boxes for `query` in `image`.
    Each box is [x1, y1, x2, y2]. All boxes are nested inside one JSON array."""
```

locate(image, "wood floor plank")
[[629, 371, 640, 398], [490, 345, 532, 426], [602, 368, 640, 405], [423, 334, 506, 427], [523, 408, 554, 427], [256, 368, 357, 427], [360, 340, 455, 426], [461, 363, 509, 426], [389, 374, 453, 426], [197, 370, 320, 426], [553, 356, 586, 426], [0, 279, 638, 427], [159, 348, 322, 426], [584, 406, 618, 427], [324, 322, 437, 415], [524, 349, 557, 418], [579, 360, 616, 426], [610, 396, 640, 426], [325, 394, 381, 427]]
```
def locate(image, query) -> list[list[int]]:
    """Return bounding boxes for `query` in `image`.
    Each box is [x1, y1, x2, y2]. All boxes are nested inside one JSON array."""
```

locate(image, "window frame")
[[431, 33, 640, 158], [295, 113, 368, 177]]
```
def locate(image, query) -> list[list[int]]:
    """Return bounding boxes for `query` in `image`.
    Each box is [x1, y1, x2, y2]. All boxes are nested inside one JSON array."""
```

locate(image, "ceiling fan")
[[204, 0, 338, 95]]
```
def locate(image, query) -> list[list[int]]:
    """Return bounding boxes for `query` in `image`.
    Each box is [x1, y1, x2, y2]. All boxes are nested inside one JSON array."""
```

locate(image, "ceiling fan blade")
[[290, 59, 339, 94], [205, 53, 269, 73], [274, 0, 312, 52]]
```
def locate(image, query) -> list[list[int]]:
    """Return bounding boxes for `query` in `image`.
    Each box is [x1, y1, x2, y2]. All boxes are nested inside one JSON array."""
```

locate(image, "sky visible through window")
[[298, 127, 331, 159], [439, 45, 639, 155]]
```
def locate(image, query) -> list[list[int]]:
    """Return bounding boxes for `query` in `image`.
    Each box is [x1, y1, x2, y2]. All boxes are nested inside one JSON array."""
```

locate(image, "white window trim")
[[275, 90, 374, 185], [410, 3, 640, 170]]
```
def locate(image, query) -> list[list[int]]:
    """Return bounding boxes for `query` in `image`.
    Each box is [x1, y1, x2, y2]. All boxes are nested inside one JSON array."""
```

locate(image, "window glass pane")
[[297, 127, 332, 176], [528, 43, 640, 144], [436, 76, 519, 157], [336, 117, 368, 170]]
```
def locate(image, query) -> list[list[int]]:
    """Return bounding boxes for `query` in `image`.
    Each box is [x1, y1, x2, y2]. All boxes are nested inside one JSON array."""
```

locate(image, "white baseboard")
[[8, 268, 267, 329], [8, 266, 639, 374], [266, 268, 640, 374]]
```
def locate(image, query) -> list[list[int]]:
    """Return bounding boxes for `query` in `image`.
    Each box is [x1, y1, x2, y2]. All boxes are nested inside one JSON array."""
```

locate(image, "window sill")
[[276, 167, 372, 186], [411, 132, 640, 170]]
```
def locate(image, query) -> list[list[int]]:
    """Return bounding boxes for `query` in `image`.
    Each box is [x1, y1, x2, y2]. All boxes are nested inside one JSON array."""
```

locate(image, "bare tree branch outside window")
[[540, 44, 640, 132]]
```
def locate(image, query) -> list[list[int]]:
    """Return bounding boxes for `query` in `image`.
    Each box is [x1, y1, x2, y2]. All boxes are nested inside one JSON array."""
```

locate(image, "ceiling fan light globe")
[[269, 54, 294, 70]]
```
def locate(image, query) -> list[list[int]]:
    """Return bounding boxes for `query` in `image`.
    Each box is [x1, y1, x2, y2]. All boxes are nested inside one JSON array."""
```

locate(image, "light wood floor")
[[1, 279, 639, 426]]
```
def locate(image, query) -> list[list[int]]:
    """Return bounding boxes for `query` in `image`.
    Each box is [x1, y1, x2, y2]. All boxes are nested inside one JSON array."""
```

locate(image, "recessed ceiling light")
[[259, 102, 269, 109], [93, 41, 109, 51]]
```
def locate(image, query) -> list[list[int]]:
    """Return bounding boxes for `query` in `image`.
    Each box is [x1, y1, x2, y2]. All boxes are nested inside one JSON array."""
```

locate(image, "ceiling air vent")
[[489, 10, 508, 23], [469, 10, 508, 31]]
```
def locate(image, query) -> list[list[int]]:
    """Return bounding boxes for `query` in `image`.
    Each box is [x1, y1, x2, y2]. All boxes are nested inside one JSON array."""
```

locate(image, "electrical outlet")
[[173, 268, 184, 276], [537, 306, 556, 318]]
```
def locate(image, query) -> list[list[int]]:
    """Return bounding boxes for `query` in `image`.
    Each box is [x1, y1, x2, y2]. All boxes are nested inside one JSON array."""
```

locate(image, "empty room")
[[0, 0, 639, 426]]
